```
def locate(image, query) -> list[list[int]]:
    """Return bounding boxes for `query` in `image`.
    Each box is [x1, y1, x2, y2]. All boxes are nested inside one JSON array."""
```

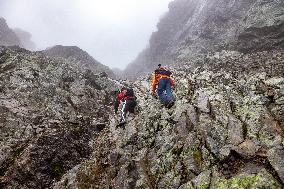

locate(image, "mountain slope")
[[43, 45, 115, 78], [54, 50, 284, 188], [124, 0, 284, 79], [0, 46, 118, 188]]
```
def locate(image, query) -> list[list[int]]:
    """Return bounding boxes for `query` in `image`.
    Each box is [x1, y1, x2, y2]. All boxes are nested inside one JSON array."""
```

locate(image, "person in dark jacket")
[[120, 88, 137, 123]]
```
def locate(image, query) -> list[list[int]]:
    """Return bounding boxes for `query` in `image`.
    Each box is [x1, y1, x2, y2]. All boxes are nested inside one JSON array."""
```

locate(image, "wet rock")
[[124, 0, 284, 79], [268, 147, 284, 183]]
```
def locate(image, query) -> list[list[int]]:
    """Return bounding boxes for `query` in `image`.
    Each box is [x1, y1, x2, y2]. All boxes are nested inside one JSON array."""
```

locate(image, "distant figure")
[[120, 88, 137, 123], [114, 87, 127, 114], [151, 64, 175, 108]]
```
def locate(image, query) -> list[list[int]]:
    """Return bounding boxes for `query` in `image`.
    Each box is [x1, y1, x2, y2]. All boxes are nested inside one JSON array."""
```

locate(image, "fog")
[[0, 0, 172, 69]]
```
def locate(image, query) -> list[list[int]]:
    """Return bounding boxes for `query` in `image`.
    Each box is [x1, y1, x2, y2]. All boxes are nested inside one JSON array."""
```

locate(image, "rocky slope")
[[54, 50, 284, 188], [1, 0, 284, 188], [43, 45, 115, 78], [0, 18, 21, 47], [0, 46, 119, 188], [124, 0, 284, 79]]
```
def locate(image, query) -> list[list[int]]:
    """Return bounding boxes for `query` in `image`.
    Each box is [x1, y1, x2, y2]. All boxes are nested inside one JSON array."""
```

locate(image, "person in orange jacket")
[[151, 64, 175, 108]]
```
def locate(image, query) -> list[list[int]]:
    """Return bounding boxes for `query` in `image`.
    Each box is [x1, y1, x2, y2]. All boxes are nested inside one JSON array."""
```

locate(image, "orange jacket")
[[151, 73, 175, 93]]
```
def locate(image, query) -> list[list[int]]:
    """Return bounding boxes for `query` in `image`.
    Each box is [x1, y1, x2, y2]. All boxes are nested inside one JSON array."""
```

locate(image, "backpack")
[[155, 68, 172, 76], [125, 88, 135, 97]]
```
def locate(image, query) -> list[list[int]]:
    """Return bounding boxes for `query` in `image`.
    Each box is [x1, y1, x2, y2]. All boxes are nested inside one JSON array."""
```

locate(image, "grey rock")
[[227, 114, 244, 146], [268, 147, 284, 183], [124, 0, 284, 79], [191, 170, 211, 189], [0, 46, 118, 188]]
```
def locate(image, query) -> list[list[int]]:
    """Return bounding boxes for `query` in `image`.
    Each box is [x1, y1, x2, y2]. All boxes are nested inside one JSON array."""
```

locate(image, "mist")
[[0, 0, 172, 69]]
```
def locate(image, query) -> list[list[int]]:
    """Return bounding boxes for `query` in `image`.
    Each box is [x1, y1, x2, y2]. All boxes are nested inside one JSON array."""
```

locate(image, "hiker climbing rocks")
[[151, 64, 175, 108], [113, 87, 127, 114], [120, 88, 137, 123]]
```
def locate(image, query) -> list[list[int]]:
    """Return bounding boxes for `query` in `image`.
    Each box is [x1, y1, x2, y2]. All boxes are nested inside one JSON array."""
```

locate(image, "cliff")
[[124, 0, 284, 79]]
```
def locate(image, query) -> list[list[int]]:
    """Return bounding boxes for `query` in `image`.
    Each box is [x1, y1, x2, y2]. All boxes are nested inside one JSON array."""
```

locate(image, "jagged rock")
[[124, 0, 284, 79], [191, 170, 211, 189], [195, 92, 211, 113], [235, 139, 261, 158], [227, 114, 244, 146], [0, 46, 117, 188], [53, 48, 284, 188], [2, 1, 284, 188]]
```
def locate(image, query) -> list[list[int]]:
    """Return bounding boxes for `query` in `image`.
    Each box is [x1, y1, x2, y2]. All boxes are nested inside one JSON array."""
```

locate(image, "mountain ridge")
[[124, 0, 284, 80], [43, 45, 115, 78]]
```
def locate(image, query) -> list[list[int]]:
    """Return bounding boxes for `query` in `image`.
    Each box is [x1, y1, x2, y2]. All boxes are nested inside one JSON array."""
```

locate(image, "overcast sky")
[[0, 0, 172, 69]]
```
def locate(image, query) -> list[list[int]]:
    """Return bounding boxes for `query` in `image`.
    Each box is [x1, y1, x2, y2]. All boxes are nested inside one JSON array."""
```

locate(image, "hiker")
[[120, 88, 137, 123], [113, 87, 127, 114], [151, 64, 175, 108]]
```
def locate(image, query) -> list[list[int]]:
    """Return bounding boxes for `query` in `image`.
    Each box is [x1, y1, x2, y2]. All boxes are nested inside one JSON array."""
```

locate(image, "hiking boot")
[[116, 121, 126, 129], [166, 100, 175, 109]]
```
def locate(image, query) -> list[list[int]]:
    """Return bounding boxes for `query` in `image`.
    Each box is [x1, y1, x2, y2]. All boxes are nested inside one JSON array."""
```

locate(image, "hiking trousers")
[[121, 99, 137, 122], [114, 100, 120, 114], [157, 78, 173, 105]]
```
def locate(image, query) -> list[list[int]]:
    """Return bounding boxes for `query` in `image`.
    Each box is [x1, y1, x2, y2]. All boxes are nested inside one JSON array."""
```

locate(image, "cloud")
[[0, 0, 172, 69]]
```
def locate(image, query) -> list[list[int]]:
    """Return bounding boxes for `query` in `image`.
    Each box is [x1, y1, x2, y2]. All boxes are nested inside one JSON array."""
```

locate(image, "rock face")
[[0, 46, 118, 188], [54, 50, 284, 188], [43, 45, 115, 78], [124, 0, 284, 79], [0, 18, 21, 47]]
